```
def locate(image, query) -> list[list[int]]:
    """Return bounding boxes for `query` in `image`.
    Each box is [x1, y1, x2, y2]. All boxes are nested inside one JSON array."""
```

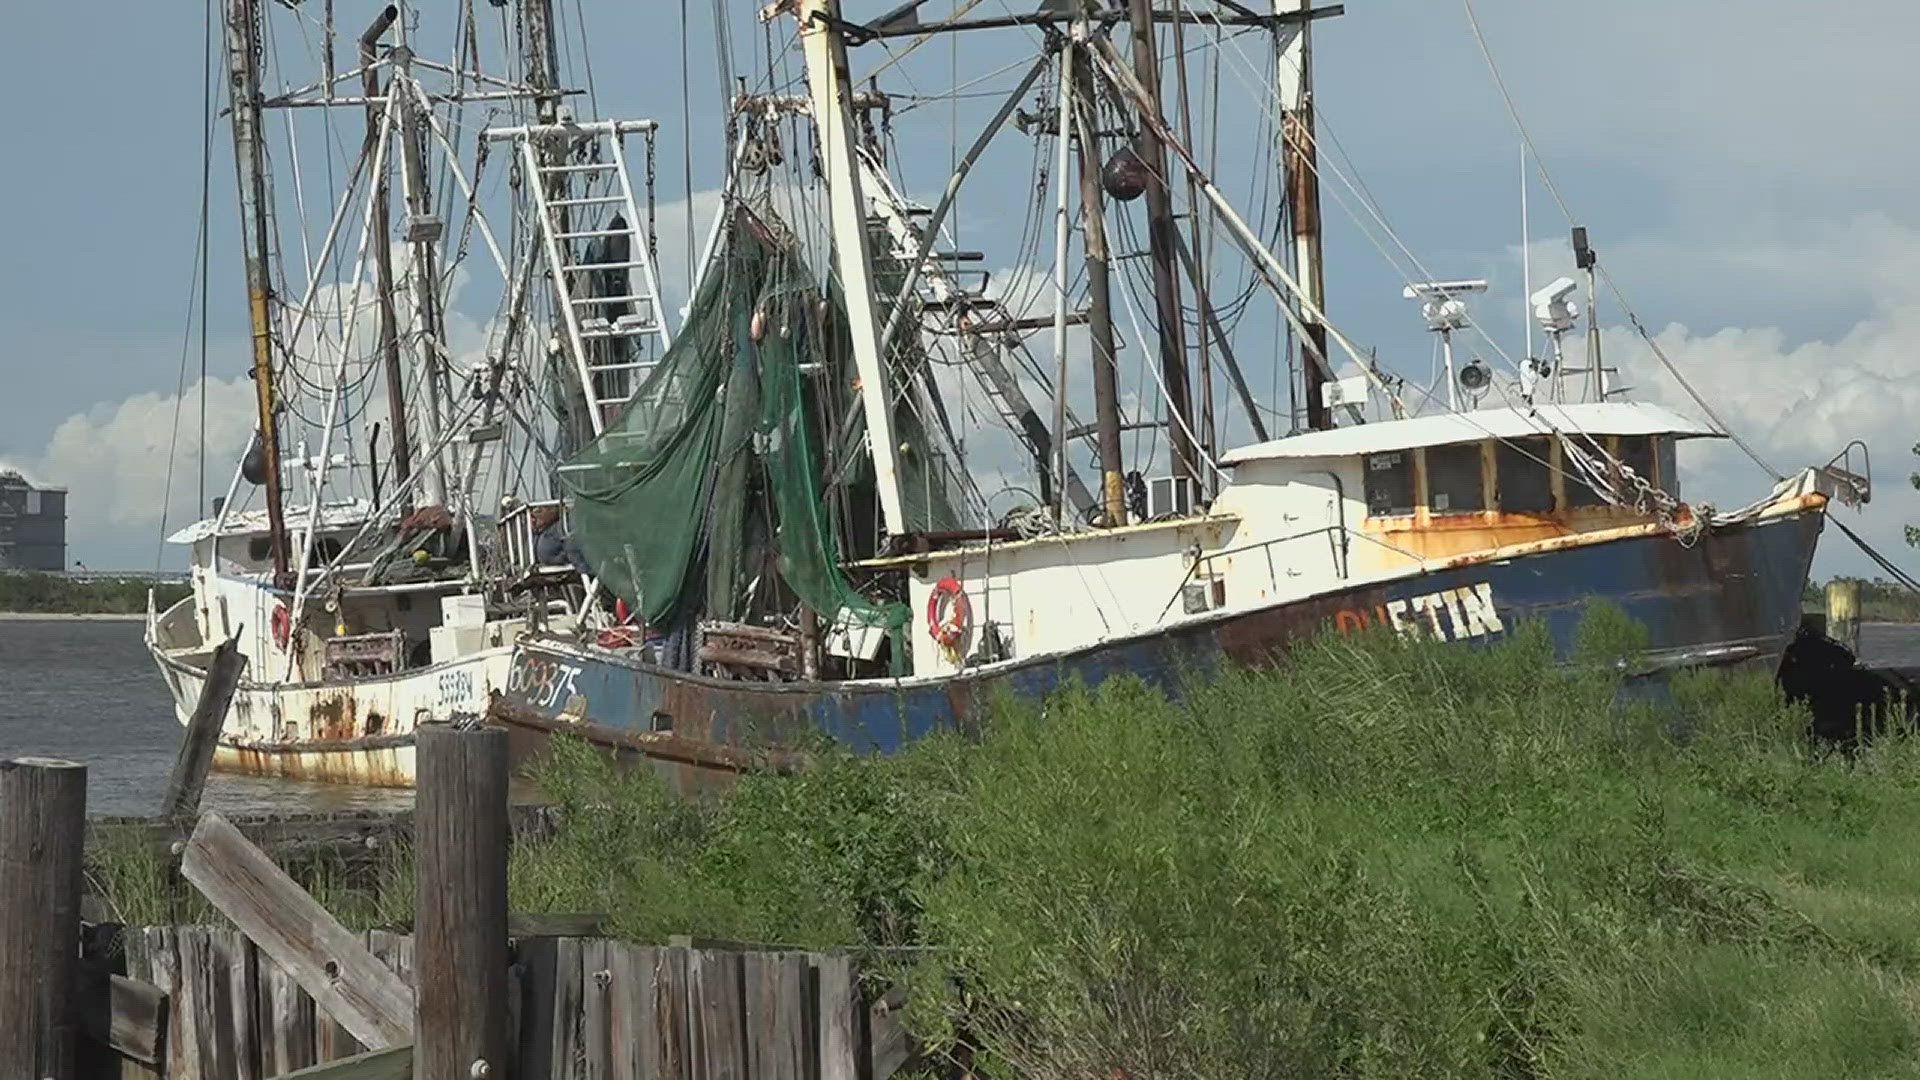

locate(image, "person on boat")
[[531, 504, 591, 579]]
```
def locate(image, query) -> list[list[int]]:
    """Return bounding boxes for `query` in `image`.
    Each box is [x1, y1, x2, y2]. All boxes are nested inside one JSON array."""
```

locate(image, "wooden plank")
[[414, 724, 511, 1080], [550, 937, 586, 1080], [262, 950, 318, 1075], [80, 972, 168, 1066], [867, 983, 914, 1080], [745, 953, 805, 1080], [514, 937, 558, 1080], [0, 756, 87, 1080], [692, 950, 747, 1080], [653, 948, 690, 1080], [604, 944, 655, 1080], [147, 927, 187, 1079], [162, 635, 248, 818], [815, 955, 858, 1080], [580, 938, 612, 1079], [179, 811, 414, 1049], [365, 931, 415, 989], [276, 1043, 414, 1079], [216, 929, 259, 1079], [119, 926, 165, 1080], [175, 927, 227, 1079]]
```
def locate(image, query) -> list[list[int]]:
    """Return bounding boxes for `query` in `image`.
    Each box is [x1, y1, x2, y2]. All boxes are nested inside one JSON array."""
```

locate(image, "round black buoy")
[[1102, 144, 1150, 202]]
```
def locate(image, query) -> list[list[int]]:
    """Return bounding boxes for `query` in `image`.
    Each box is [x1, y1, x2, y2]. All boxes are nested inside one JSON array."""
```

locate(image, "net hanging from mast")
[[559, 202, 954, 663]]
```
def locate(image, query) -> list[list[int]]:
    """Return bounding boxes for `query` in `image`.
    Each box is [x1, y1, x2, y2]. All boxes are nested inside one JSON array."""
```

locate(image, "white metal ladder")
[[484, 118, 672, 436]]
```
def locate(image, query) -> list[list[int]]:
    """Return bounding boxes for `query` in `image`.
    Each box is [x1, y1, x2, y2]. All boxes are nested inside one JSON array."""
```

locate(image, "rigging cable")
[[1458, 0, 1783, 481], [1831, 518, 1920, 596], [159, 0, 222, 570]]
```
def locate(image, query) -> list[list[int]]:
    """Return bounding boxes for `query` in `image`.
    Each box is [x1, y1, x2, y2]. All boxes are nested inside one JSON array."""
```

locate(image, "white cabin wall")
[[1208, 455, 1371, 601], [907, 518, 1235, 676]]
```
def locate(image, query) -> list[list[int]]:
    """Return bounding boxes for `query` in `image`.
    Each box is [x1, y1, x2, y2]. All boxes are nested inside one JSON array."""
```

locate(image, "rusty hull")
[[494, 499, 1826, 788]]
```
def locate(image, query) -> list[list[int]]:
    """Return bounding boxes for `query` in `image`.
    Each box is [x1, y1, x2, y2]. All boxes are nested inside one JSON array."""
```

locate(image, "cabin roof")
[[1218, 402, 1723, 465], [166, 499, 375, 544]]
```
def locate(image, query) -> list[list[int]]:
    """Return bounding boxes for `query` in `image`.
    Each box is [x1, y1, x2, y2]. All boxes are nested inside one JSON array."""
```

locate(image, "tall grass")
[[509, 607, 1920, 1078], [88, 605, 1920, 1076]]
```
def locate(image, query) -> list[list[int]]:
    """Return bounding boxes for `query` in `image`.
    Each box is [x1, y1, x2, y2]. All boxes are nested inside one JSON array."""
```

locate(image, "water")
[[0, 617, 412, 817]]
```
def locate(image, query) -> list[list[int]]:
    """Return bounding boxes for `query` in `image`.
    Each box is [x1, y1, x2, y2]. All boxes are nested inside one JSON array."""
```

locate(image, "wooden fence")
[[99, 925, 908, 1079]]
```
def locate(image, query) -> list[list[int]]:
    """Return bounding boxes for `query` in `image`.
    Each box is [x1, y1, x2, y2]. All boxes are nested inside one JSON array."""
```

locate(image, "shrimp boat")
[[146, 0, 676, 784], [485, 0, 1863, 791]]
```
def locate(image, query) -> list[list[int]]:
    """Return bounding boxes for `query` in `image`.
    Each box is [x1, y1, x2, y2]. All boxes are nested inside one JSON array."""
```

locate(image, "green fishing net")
[[558, 206, 953, 667]]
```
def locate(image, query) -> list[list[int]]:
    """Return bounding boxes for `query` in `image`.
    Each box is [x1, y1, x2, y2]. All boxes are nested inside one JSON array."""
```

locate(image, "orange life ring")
[[270, 602, 292, 650], [926, 577, 970, 648]]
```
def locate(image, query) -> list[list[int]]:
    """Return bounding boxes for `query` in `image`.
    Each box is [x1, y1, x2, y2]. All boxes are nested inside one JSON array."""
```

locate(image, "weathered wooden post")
[[1827, 578, 1862, 655], [415, 724, 511, 1078], [0, 757, 87, 1079], [162, 634, 248, 818]]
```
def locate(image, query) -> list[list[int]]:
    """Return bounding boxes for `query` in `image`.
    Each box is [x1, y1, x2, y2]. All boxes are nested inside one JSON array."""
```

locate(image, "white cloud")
[[31, 376, 257, 549], [1583, 217, 1920, 577]]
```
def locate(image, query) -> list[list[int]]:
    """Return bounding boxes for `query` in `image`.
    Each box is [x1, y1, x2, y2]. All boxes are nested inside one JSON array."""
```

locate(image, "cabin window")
[[1656, 437, 1678, 496], [1364, 451, 1416, 517], [1564, 438, 1610, 509], [1425, 443, 1486, 514], [1617, 435, 1658, 493], [1494, 437, 1554, 513]]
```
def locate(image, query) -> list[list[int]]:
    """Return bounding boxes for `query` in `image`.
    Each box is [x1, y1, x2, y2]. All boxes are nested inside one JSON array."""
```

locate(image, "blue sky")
[[2, 0, 1916, 578]]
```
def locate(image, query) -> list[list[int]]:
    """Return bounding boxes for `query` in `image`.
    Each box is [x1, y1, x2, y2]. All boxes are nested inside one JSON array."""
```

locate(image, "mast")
[[223, 0, 291, 583], [1123, 0, 1197, 489], [1070, 26, 1129, 527], [391, 45, 454, 507], [793, 0, 910, 536], [360, 7, 413, 501], [1277, 0, 1331, 430]]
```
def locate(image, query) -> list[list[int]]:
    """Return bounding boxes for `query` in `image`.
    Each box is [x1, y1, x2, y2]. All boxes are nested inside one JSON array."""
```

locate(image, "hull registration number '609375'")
[[1333, 582, 1505, 643], [508, 654, 584, 712]]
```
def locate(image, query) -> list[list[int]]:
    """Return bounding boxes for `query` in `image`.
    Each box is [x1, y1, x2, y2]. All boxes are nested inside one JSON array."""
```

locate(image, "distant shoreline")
[[0, 612, 147, 622]]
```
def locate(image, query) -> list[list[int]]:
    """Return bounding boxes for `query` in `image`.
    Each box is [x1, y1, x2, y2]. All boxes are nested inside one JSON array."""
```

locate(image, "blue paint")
[[504, 508, 1822, 760]]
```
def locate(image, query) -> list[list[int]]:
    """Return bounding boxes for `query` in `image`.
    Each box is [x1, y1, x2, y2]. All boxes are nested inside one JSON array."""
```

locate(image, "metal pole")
[[1169, 0, 1217, 478], [1071, 31, 1128, 526], [1050, 39, 1076, 524], [1124, 0, 1198, 487], [878, 56, 1051, 346], [1277, 0, 1330, 430], [391, 46, 455, 508], [0, 757, 87, 1080], [361, 6, 415, 498], [1088, 37, 1396, 415], [414, 725, 510, 1079], [796, 0, 910, 535], [224, 0, 292, 584]]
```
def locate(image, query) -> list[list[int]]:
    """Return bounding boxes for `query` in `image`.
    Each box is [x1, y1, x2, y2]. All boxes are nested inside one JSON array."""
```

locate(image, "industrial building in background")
[[0, 470, 67, 571]]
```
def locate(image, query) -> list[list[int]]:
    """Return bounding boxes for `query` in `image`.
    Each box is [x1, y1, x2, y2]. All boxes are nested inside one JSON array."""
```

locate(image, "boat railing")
[[1158, 524, 1353, 621]]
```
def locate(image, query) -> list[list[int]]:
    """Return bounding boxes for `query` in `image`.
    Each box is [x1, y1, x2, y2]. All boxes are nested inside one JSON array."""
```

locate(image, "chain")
[[645, 132, 658, 261], [1557, 434, 1703, 547]]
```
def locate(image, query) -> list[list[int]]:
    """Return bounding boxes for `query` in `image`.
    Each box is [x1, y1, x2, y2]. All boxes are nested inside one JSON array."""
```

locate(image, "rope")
[[1457, 0, 1783, 482], [1832, 517, 1920, 596]]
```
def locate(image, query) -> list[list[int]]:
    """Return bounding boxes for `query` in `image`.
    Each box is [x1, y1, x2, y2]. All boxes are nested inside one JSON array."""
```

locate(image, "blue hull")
[[495, 507, 1824, 790]]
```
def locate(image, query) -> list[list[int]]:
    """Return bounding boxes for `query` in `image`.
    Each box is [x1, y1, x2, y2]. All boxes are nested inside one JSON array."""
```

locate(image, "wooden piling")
[[162, 634, 248, 819], [0, 757, 88, 1079], [1827, 578, 1862, 654], [414, 723, 511, 1079]]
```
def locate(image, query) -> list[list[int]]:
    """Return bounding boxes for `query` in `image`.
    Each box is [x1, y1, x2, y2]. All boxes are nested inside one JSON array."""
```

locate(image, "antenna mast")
[[1070, 21, 1129, 527], [223, 0, 291, 583], [1124, 0, 1198, 490], [1277, 0, 1330, 430], [360, 7, 414, 503]]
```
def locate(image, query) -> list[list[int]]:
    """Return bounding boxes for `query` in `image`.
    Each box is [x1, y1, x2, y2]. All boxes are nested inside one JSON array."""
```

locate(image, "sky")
[[0, 0, 1916, 579]]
